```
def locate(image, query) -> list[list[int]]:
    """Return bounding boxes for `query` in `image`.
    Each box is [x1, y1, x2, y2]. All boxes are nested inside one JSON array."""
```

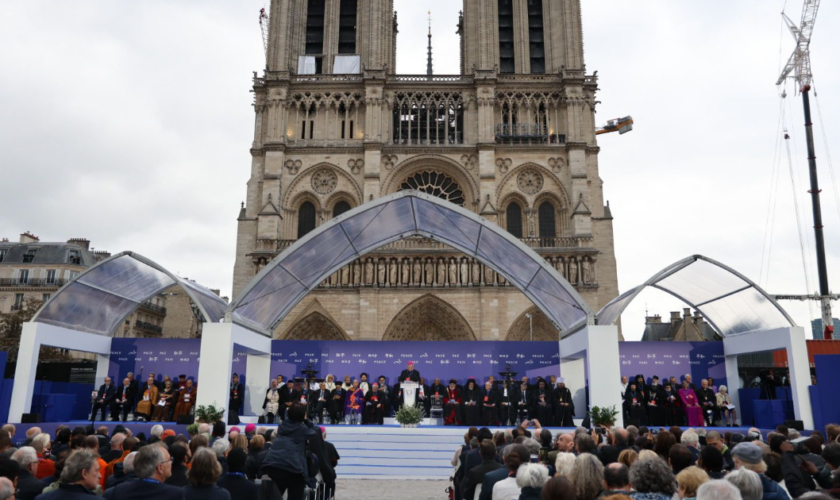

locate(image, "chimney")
[[20, 232, 39, 243], [670, 311, 681, 323], [210, 289, 221, 297], [1, 238, 8, 243], [67, 238, 91, 250], [693, 310, 703, 325], [645, 314, 662, 324], [683, 308, 692, 319]]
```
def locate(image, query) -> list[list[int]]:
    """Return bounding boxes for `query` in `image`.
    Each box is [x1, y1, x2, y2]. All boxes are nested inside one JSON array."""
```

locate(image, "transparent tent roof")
[[34, 252, 228, 336], [596, 255, 795, 337], [230, 191, 594, 336]]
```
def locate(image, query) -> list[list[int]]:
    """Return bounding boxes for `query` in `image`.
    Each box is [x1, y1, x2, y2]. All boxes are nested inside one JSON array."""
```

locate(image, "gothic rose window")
[[400, 171, 465, 206]]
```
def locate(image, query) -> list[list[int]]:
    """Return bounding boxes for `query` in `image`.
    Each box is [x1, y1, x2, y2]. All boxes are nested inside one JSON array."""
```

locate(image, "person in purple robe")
[[679, 379, 704, 427]]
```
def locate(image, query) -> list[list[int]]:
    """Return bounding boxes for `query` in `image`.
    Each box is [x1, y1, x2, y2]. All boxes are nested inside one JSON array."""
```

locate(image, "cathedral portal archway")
[[505, 307, 558, 341], [382, 295, 477, 341], [283, 311, 351, 341]]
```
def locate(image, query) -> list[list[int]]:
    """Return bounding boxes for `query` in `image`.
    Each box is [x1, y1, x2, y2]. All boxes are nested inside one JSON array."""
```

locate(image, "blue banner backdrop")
[[108, 339, 727, 393]]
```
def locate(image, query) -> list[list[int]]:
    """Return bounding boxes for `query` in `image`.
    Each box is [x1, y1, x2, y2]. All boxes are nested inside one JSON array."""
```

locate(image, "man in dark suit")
[[463, 440, 503, 500], [229, 373, 243, 425], [309, 381, 330, 424], [104, 445, 182, 500], [92, 377, 116, 421], [11, 447, 46, 500], [478, 444, 529, 500], [218, 448, 257, 500], [398, 361, 420, 383], [695, 378, 718, 426], [111, 378, 137, 422]]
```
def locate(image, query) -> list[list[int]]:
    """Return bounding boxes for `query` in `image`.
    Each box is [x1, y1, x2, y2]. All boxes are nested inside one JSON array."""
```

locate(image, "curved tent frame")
[[229, 190, 595, 336], [33, 251, 228, 336], [596, 254, 795, 337]]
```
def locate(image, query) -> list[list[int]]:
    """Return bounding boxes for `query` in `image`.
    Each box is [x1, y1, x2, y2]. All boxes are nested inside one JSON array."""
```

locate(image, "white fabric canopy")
[[333, 55, 360, 74], [297, 56, 317, 75]]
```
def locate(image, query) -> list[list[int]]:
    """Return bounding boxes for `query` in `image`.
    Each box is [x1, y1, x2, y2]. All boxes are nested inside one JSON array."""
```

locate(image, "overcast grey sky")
[[1, 1, 838, 339]]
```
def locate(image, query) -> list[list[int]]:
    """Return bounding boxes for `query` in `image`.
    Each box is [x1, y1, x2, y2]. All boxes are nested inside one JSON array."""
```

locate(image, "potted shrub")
[[590, 405, 619, 428], [195, 403, 225, 424], [395, 404, 423, 428]]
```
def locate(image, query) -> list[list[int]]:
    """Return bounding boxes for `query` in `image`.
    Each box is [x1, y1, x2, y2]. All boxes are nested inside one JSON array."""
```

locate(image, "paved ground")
[[336, 479, 450, 499]]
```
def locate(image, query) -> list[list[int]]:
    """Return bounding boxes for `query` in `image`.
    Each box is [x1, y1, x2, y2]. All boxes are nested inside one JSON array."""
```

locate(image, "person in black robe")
[[418, 377, 432, 416], [328, 385, 345, 424], [531, 378, 554, 425], [662, 381, 684, 426], [696, 378, 718, 426], [480, 381, 500, 425], [515, 379, 532, 425], [376, 376, 391, 416], [277, 378, 291, 420], [280, 379, 300, 421], [364, 383, 388, 424], [646, 376, 667, 426], [624, 381, 647, 426], [398, 361, 421, 383], [553, 379, 575, 427], [499, 379, 515, 426], [462, 379, 481, 426], [429, 377, 445, 416], [443, 379, 462, 425], [229, 373, 243, 425]]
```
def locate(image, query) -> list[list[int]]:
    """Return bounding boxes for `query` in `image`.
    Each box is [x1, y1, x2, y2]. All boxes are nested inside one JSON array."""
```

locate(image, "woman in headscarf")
[[624, 378, 648, 426], [344, 379, 364, 424], [462, 379, 481, 426], [324, 374, 337, 392], [679, 379, 704, 427]]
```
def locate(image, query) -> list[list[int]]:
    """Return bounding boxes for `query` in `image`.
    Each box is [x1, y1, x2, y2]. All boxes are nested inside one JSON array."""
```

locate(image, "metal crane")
[[259, 7, 270, 63], [776, 0, 833, 338], [596, 116, 634, 136]]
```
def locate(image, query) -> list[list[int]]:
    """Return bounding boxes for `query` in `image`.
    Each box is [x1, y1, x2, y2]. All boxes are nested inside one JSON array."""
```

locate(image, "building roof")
[[0, 242, 98, 267]]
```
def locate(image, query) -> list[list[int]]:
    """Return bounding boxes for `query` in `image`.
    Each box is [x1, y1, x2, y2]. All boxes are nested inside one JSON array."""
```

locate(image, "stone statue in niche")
[[377, 258, 386, 285], [424, 258, 434, 286], [460, 258, 469, 285], [413, 258, 422, 285], [401, 258, 411, 285], [582, 257, 594, 284], [471, 260, 481, 285], [568, 258, 579, 284], [340, 264, 349, 286], [365, 258, 374, 285], [555, 257, 566, 279], [484, 264, 495, 285], [389, 259, 398, 285], [328, 270, 338, 287], [526, 209, 536, 238], [437, 258, 446, 285], [353, 260, 362, 286], [448, 257, 458, 286]]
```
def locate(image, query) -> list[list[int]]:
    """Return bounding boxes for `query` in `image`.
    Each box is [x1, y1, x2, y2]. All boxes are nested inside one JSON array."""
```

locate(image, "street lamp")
[[525, 313, 533, 341]]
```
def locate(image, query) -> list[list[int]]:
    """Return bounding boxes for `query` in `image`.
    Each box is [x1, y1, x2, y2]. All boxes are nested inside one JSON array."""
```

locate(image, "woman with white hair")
[[554, 452, 575, 478], [569, 453, 604, 500], [716, 385, 736, 427], [515, 463, 549, 500]]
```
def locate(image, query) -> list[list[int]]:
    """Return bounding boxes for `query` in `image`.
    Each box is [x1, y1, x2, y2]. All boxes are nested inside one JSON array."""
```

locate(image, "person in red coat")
[[444, 379, 462, 425]]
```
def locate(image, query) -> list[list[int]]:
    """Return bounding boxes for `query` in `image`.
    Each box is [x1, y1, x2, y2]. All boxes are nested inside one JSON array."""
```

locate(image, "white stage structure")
[[596, 255, 813, 429]]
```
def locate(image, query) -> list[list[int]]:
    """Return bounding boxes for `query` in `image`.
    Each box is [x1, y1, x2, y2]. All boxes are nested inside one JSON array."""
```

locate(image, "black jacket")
[[17, 469, 47, 500], [34, 484, 96, 500], [464, 459, 504, 500], [96, 384, 117, 405], [217, 473, 258, 500], [398, 369, 421, 383], [103, 479, 184, 500], [165, 464, 190, 487], [183, 484, 231, 500], [115, 384, 137, 407], [104, 471, 136, 490]]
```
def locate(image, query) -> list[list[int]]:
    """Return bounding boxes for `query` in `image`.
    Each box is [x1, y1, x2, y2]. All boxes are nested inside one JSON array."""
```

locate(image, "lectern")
[[402, 381, 419, 407]]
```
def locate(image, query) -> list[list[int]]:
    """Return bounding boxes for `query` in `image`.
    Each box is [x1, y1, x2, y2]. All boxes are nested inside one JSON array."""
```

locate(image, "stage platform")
[[10, 421, 771, 480]]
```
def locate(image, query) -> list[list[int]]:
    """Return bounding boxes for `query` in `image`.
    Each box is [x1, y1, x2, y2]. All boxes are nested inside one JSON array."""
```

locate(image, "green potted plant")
[[394, 404, 423, 428], [195, 403, 226, 424], [590, 405, 619, 428]]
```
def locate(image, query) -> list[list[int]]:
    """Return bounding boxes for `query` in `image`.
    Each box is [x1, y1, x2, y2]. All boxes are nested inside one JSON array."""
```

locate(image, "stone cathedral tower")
[[232, 0, 618, 342]]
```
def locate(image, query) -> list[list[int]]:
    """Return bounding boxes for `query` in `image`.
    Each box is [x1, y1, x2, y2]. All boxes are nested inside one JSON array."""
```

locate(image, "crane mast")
[[776, 0, 833, 338]]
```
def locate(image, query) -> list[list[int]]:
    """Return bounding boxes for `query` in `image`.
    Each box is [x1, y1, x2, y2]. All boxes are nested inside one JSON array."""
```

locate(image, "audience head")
[[170, 443, 188, 467], [653, 431, 676, 459], [134, 444, 172, 481], [288, 403, 307, 422], [570, 452, 604, 500], [479, 439, 496, 461], [681, 430, 699, 449], [697, 479, 741, 500], [31, 433, 50, 454], [123, 452, 138, 474], [617, 449, 638, 469], [212, 421, 226, 438], [575, 434, 597, 455], [725, 468, 763, 500], [554, 452, 575, 478], [603, 462, 631, 491], [669, 444, 693, 474], [0, 476, 13, 500], [731, 443, 767, 474], [506, 444, 529, 473], [227, 448, 248, 474], [541, 476, 576, 500], [516, 462, 549, 489], [11, 446, 38, 476], [676, 466, 709, 499], [60, 449, 101, 490], [188, 447, 222, 487], [629, 456, 677, 496], [0, 457, 19, 484], [697, 445, 723, 473], [822, 443, 840, 469], [211, 438, 229, 458]]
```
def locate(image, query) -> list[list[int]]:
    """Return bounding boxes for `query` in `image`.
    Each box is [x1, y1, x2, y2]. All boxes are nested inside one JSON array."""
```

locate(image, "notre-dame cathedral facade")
[[232, 0, 618, 342]]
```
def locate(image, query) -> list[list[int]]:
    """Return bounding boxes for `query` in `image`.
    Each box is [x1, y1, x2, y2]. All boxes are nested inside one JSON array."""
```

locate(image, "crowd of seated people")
[[450, 422, 840, 500], [90, 372, 197, 423], [0, 403, 339, 500], [621, 374, 738, 428]]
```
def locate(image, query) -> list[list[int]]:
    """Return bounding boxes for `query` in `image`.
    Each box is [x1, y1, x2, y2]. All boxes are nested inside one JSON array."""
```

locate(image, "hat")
[[558, 377, 565, 384], [245, 423, 257, 434], [732, 442, 763, 465], [229, 426, 241, 434], [161, 429, 176, 439]]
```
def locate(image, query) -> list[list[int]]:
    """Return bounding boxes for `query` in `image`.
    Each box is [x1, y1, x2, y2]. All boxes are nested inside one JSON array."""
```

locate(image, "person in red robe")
[[444, 379, 462, 425]]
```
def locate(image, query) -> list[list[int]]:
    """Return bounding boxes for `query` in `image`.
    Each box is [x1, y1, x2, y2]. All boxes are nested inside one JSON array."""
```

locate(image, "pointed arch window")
[[538, 201, 556, 240], [506, 202, 523, 238], [298, 202, 317, 238], [332, 201, 352, 218]]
